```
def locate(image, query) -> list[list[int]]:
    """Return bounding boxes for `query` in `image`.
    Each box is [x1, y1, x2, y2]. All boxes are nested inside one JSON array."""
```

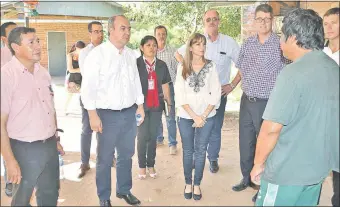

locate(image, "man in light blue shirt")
[[176, 9, 241, 173]]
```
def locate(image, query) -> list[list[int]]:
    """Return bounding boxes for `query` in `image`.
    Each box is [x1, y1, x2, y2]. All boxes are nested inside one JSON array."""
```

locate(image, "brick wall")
[[29, 22, 90, 68], [1, 14, 107, 69]]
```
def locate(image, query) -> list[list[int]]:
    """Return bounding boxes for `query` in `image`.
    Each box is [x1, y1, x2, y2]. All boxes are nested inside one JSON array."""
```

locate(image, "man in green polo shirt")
[[250, 8, 339, 206]]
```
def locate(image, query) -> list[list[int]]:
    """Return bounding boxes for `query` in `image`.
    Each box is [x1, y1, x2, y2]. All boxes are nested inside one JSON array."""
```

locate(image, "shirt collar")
[[324, 46, 339, 54], [158, 44, 168, 53], [107, 40, 126, 55], [252, 32, 275, 44], [143, 56, 156, 65], [204, 33, 221, 43], [12, 56, 40, 73]]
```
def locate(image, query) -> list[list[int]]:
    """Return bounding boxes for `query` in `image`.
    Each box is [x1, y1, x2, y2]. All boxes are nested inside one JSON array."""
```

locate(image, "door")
[[47, 32, 66, 76]]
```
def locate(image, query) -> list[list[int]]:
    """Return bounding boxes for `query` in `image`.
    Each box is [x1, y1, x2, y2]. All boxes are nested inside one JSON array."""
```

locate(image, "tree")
[[124, 1, 241, 49]]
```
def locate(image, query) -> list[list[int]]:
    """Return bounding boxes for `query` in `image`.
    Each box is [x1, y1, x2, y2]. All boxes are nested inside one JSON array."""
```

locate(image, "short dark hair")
[[282, 8, 324, 50], [88, 21, 102, 33], [324, 7, 340, 17], [154, 25, 167, 35], [255, 4, 273, 17], [140, 35, 158, 55], [8, 27, 36, 55], [69, 40, 86, 53], [1, 22, 17, 37]]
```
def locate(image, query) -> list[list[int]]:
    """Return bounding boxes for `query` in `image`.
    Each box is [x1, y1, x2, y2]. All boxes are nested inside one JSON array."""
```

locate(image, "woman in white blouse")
[[175, 33, 221, 201]]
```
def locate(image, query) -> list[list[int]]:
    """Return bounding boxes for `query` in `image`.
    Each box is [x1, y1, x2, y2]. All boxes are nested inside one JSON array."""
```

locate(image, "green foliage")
[[124, 2, 241, 49]]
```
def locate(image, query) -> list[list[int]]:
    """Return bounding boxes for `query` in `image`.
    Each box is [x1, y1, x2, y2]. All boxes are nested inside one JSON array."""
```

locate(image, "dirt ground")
[[0, 111, 334, 206]]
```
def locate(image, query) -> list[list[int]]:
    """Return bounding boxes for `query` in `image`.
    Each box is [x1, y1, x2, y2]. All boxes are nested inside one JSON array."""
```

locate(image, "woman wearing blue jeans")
[[175, 33, 221, 200]]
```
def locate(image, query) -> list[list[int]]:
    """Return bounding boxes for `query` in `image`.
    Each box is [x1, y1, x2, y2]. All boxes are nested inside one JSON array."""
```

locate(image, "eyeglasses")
[[205, 17, 219, 23], [255, 18, 272, 23], [90, 30, 104, 34]]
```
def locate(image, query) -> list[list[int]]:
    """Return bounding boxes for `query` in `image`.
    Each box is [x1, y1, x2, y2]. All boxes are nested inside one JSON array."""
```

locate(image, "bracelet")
[[202, 114, 207, 119], [229, 83, 235, 89]]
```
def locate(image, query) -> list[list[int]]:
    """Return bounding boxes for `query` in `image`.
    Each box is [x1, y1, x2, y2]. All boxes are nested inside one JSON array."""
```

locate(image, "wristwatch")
[[229, 83, 235, 89]]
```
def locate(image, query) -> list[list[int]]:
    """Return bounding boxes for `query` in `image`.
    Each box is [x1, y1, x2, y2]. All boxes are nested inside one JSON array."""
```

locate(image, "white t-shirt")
[[323, 46, 339, 65]]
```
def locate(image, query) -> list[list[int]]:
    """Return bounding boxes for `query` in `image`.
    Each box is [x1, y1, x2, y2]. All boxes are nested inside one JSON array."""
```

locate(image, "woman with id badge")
[[136, 35, 172, 180], [175, 33, 221, 200]]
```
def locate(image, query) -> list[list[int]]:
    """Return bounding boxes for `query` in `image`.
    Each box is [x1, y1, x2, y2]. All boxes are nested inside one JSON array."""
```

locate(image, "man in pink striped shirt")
[[1, 22, 17, 67], [1, 27, 64, 206], [1, 21, 17, 197]]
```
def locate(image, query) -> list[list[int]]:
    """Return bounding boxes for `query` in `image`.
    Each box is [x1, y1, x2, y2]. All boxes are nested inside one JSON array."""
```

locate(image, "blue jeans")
[[178, 116, 215, 185], [207, 95, 227, 162], [96, 107, 136, 200], [157, 82, 177, 146]]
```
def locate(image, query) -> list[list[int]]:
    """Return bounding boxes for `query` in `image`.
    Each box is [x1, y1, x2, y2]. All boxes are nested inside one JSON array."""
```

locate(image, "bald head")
[[108, 15, 131, 49]]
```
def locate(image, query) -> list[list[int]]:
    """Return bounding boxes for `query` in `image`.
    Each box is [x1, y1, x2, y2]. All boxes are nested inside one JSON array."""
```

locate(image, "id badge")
[[148, 79, 155, 90]]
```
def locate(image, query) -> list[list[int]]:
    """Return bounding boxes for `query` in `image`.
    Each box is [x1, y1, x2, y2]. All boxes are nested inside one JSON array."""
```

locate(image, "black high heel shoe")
[[184, 185, 192, 200], [193, 186, 202, 201]]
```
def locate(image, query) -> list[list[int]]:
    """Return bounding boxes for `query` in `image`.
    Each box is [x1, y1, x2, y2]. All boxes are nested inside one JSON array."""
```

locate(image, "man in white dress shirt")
[[176, 9, 241, 173], [77, 21, 105, 179], [81, 15, 145, 206], [323, 7, 339, 207]]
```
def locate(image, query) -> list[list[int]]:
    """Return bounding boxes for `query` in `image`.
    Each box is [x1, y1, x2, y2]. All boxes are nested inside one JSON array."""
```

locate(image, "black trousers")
[[239, 93, 268, 183], [332, 171, 340, 207], [10, 137, 59, 206], [137, 110, 162, 168]]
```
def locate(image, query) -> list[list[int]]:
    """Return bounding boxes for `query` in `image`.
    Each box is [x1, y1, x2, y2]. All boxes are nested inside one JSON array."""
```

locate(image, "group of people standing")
[[1, 4, 339, 207]]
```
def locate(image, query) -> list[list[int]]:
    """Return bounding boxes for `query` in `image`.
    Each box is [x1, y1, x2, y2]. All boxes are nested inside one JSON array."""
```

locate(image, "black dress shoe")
[[78, 163, 90, 178], [209, 161, 219, 173], [99, 200, 112, 206], [116, 193, 141, 205], [232, 178, 250, 192], [184, 185, 192, 200], [252, 191, 258, 202], [193, 186, 202, 201], [5, 183, 13, 197]]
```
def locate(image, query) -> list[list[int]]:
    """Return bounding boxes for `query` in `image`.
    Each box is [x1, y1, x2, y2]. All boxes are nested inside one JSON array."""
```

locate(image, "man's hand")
[[136, 105, 145, 126], [88, 111, 102, 133], [250, 163, 265, 185], [6, 159, 22, 184], [57, 141, 65, 156], [221, 84, 234, 97]]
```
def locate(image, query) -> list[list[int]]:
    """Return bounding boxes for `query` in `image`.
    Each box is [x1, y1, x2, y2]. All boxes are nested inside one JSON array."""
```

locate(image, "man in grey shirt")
[[251, 8, 339, 206], [77, 21, 104, 178]]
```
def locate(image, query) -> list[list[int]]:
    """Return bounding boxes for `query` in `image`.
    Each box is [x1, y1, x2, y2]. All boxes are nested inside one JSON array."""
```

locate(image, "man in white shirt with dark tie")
[[81, 15, 145, 206]]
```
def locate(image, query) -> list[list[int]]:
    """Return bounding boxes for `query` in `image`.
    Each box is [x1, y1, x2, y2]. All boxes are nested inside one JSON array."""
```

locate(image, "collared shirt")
[[81, 41, 144, 110], [236, 33, 287, 99], [1, 45, 13, 67], [1, 57, 56, 142], [142, 56, 156, 72], [156, 45, 178, 82], [262, 51, 339, 185], [323, 46, 339, 65], [177, 33, 240, 85], [79, 43, 95, 75], [175, 61, 221, 119]]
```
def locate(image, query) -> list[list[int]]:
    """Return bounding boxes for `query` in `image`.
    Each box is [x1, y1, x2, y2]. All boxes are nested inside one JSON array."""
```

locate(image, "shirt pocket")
[[38, 80, 54, 106], [218, 52, 227, 66]]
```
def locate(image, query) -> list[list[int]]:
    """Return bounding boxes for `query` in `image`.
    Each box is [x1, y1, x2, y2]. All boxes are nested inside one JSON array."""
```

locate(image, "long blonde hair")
[[182, 33, 207, 80]]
